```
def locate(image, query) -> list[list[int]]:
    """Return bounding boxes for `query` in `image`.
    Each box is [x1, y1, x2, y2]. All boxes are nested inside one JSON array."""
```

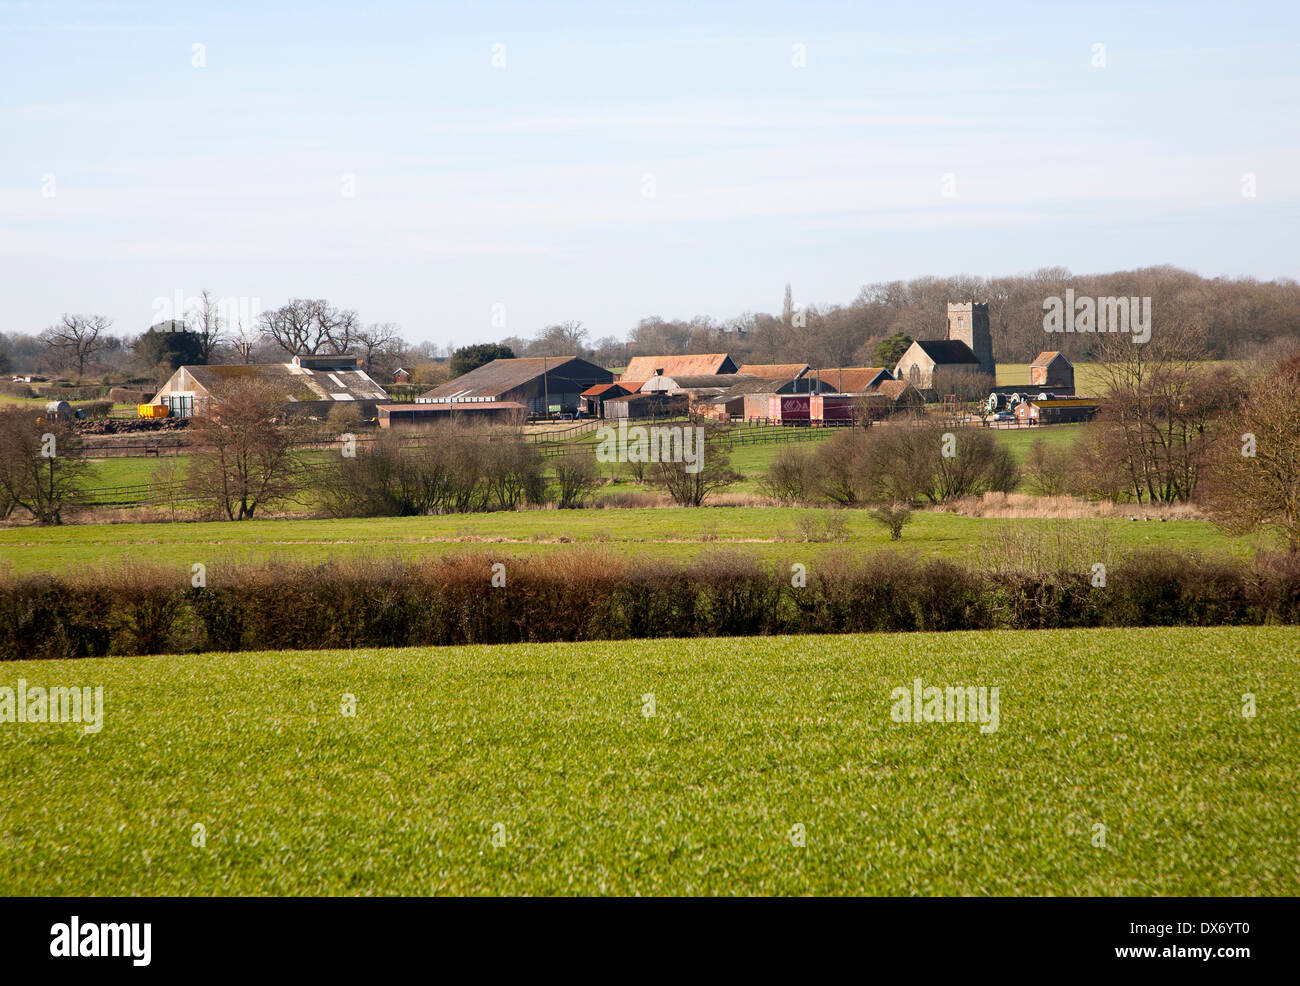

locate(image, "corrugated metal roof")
[[172, 361, 389, 403], [381, 401, 526, 413], [621, 353, 736, 380], [657, 373, 760, 390], [819, 366, 892, 392], [710, 376, 787, 399], [740, 362, 810, 380], [420, 356, 610, 400]]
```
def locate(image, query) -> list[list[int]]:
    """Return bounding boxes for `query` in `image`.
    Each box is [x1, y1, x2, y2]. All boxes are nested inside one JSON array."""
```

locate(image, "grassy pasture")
[[0, 506, 1252, 577], [69, 422, 1079, 504], [2, 627, 1295, 895]]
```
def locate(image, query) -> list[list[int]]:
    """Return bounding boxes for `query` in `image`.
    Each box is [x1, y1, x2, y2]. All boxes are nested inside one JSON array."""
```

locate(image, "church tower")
[[946, 301, 995, 378]]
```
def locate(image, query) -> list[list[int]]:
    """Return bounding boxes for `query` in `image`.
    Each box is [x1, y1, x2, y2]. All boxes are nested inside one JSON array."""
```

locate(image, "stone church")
[[893, 302, 997, 389]]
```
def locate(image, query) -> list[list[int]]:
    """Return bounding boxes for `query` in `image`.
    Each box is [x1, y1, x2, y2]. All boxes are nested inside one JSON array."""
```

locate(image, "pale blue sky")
[[2, 0, 1297, 346]]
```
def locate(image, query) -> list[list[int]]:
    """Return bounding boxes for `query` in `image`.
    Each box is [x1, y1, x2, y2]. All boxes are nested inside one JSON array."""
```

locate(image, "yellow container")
[[137, 403, 170, 419]]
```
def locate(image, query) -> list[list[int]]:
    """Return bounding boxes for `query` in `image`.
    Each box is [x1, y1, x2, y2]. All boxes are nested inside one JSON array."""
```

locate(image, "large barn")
[[419, 356, 611, 417], [620, 353, 738, 387], [813, 366, 894, 393], [150, 354, 391, 419]]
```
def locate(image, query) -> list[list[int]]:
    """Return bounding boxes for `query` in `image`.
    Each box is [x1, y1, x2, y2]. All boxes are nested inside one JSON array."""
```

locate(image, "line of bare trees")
[[2, 295, 416, 386], [510, 266, 1300, 371]]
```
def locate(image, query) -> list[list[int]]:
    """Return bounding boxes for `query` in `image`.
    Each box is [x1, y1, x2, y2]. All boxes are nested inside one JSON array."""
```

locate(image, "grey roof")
[[708, 376, 785, 401], [912, 340, 981, 364], [169, 359, 389, 403], [421, 356, 611, 401], [662, 373, 763, 390]]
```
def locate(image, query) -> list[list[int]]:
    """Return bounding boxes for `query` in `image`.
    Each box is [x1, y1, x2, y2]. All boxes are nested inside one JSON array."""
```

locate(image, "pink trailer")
[[810, 394, 856, 423], [768, 394, 811, 423]]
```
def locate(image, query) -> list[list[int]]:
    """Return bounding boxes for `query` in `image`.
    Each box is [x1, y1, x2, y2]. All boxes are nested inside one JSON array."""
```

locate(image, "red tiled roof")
[[820, 367, 892, 392], [740, 362, 810, 380], [580, 382, 633, 397], [621, 353, 736, 380]]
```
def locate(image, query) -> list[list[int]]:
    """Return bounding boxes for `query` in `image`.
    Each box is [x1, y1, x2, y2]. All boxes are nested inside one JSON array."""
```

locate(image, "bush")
[[553, 449, 600, 509], [1, 548, 1296, 660], [870, 503, 912, 541], [760, 446, 816, 503]]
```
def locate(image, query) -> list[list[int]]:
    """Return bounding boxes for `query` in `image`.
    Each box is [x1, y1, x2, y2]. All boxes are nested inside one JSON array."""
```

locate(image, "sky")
[[1, 0, 1298, 347]]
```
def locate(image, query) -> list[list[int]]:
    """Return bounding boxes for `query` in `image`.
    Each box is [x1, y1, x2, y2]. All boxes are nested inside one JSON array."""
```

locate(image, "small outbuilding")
[[379, 401, 527, 428], [1029, 351, 1075, 391], [581, 382, 638, 417]]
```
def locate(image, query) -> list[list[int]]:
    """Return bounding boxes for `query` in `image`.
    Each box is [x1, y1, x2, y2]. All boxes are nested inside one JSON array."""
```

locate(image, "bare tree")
[[186, 290, 227, 362], [1091, 324, 1231, 502], [352, 322, 405, 377], [528, 320, 589, 358], [0, 409, 89, 524], [1201, 354, 1300, 552], [186, 379, 303, 520], [40, 314, 112, 378], [231, 317, 258, 363], [258, 299, 359, 356], [650, 428, 739, 506], [552, 448, 600, 508]]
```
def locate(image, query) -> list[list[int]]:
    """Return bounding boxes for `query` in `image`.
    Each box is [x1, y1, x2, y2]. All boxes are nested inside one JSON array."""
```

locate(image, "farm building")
[[379, 401, 527, 428], [639, 372, 764, 398], [894, 339, 983, 391], [580, 382, 638, 417], [1029, 351, 1075, 391], [1013, 397, 1101, 424], [698, 374, 809, 421], [620, 353, 738, 385], [989, 354, 1077, 404], [419, 356, 611, 417], [601, 392, 689, 420], [150, 354, 391, 419], [739, 363, 815, 390], [811, 366, 894, 393], [872, 379, 925, 410]]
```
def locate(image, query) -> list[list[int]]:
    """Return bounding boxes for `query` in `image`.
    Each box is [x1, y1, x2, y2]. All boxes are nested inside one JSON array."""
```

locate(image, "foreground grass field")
[[2, 627, 1295, 895], [0, 505, 1253, 576]]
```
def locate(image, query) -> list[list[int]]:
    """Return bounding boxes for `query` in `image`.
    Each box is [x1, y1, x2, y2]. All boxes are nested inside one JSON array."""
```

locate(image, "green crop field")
[[2, 627, 1295, 895], [0, 506, 1256, 576], [996, 360, 1246, 396], [998, 362, 1113, 394]]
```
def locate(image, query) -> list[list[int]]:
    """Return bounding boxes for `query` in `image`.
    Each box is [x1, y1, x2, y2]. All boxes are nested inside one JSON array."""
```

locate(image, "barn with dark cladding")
[[418, 356, 613, 416]]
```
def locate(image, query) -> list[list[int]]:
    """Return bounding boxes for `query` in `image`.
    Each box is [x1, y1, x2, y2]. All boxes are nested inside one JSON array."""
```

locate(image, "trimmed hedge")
[[2, 548, 1299, 660]]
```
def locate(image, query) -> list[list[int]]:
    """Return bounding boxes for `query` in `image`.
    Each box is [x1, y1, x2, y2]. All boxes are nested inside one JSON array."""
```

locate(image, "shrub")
[[870, 503, 912, 541], [760, 446, 816, 504], [0, 549, 1295, 660]]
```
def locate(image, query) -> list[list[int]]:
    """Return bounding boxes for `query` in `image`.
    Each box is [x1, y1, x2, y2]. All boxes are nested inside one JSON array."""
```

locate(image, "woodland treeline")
[[504, 265, 1300, 368]]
